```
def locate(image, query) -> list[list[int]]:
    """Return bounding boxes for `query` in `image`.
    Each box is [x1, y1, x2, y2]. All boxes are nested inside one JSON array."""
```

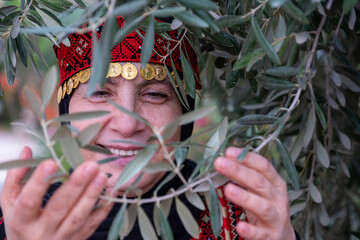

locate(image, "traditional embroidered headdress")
[[54, 16, 201, 103]]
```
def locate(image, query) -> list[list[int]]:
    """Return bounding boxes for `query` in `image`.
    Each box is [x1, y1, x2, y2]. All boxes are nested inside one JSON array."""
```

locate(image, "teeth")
[[108, 148, 139, 156]]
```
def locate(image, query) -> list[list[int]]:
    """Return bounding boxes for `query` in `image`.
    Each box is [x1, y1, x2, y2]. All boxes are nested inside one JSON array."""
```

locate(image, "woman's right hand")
[[1, 147, 113, 240]]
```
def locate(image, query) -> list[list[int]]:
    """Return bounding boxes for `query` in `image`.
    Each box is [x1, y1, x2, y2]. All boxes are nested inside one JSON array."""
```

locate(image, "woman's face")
[[69, 62, 182, 195]]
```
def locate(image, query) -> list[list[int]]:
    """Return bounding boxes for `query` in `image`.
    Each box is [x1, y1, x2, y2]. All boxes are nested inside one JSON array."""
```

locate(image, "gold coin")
[[153, 65, 167, 81], [107, 63, 122, 78], [121, 62, 137, 80], [57, 86, 63, 103], [62, 82, 67, 99], [67, 78, 74, 95], [170, 72, 178, 86], [72, 73, 80, 88], [79, 68, 91, 83], [140, 64, 155, 80]]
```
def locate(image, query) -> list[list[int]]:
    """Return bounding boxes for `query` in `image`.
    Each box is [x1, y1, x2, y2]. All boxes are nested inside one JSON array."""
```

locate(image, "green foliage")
[[1, 0, 360, 239]]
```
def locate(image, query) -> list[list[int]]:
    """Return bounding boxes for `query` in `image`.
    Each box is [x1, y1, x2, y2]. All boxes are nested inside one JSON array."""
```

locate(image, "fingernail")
[[227, 184, 237, 197], [216, 158, 228, 169], [93, 172, 107, 188], [83, 162, 98, 177], [41, 161, 56, 175]]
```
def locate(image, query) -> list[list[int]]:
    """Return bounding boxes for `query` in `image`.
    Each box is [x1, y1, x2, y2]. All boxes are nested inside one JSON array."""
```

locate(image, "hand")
[[214, 147, 296, 240], [1, 147, 113, 240]]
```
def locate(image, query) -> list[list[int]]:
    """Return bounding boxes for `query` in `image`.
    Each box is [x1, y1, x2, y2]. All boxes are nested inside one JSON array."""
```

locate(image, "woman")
[[0, 17, 299, 240]]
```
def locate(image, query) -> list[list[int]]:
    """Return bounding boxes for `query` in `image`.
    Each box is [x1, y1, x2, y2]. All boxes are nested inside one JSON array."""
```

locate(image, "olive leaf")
[[108, 100, 151, 127], [237, 114, 278, 125], [76, 123, 101, 147], [41, 65, 58, 109], [58, 127, 84, 169], [303, 107, 316, 148], [180, 49, 196, 98], [50, 111, 110, 123], [158, 206, 174, 240], [151, 7, 186, 17], [174, 147, 188, 166], [138, 206, 158, 240], [276, 140, 300, 191], [0, 158, 45, 170], [256, 75, 298, 90], [315, 140, 330, 168], [237, 145, 250, 162], [310, 182, 322, 203], [175, 197, 200, 239], [141, 17, 155, 68], [108, 203, 128, 240], [88, 16, 117, 96], [185, 191, 205, 210], [251, 15, 281, 65], [264, 66, 298, 78], [177, 0, 219, 10], [174, 12, 209, 28], [209, 184, 221, 237], [113, 145, 157, 191], [24, 86, 42, 120]]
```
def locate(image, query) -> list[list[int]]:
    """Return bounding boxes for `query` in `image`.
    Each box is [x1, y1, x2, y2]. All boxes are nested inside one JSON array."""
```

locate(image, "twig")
[[242, 0, 270, 19], [19, 0, 34, 23], [41, 119, 66, 173], [100, 171, 219, 204], [153, 129, 188, 186]]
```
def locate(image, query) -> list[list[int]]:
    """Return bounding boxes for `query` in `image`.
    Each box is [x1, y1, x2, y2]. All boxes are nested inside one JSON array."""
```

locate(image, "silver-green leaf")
[[41, 65, 58, 109], [138, 206, 158, 240], [251, 15, 281, 65], [113, 145, 157, 191], [107, 203, 128, 240], [315, 140, 330, 168], [175, 197, 200, 239], [277, 140, 300, 191]]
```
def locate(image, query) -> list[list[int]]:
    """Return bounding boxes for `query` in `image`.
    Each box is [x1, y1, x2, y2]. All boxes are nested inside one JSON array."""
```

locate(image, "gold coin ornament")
[[72, 73, 80, 88], [140, 64, 155, 80], [107, 63, 122, 78], [67, 78, 74, 95], [57, 85, 63, 103], [121, 62, 137, 80], [79, 68, 91, 83], [153, 65, 167, 81], [62, 82, 67, 99]]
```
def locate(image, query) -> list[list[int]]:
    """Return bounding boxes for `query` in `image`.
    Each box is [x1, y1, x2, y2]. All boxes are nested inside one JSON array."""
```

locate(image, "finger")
[[224, 147, 286, 190], [1, 147, 33, 210], [215, 156, 275, 198], [236, 221, 273, 240], [224, 183, 279, 225], [57, 171, 108, 237], [76, 200, 114, 239], [41, 162, 101, 228], [12, 160, 58, 223]]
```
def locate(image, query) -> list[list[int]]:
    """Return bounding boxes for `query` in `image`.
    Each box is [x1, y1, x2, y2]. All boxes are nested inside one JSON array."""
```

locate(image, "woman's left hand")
[[214, 147, 296, 240]]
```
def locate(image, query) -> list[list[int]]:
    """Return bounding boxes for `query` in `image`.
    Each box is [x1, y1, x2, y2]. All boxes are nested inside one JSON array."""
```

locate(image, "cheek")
[[143, 104, 182, 129]]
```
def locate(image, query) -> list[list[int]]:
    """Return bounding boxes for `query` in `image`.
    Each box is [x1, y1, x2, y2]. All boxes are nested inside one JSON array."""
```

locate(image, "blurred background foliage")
[[1, 0, 360, 239]]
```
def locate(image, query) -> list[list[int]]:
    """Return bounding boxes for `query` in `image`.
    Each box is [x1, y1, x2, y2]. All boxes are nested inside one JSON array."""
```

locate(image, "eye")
[[141, 90, 168, 103], [89, 89, 111, 102]]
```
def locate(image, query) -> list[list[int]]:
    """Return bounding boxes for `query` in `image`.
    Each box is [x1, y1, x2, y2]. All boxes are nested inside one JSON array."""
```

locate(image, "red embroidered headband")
[[54, 17, 201, 103]]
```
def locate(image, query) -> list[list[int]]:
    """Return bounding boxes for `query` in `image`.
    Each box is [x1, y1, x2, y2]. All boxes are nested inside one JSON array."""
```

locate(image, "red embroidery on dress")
[[191, 187, 246, 240]]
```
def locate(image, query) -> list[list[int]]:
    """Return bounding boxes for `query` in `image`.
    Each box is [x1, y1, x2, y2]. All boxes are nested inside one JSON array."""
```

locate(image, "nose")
[[108, 100, 147, 138]]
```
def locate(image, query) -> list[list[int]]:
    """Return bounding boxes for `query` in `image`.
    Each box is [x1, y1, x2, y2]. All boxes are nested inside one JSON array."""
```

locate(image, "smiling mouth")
[[107, 148, 139, 157]]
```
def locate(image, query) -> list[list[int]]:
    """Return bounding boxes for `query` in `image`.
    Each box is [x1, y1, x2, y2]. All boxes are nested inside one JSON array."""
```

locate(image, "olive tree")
[[0, 0, 359, 239]]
